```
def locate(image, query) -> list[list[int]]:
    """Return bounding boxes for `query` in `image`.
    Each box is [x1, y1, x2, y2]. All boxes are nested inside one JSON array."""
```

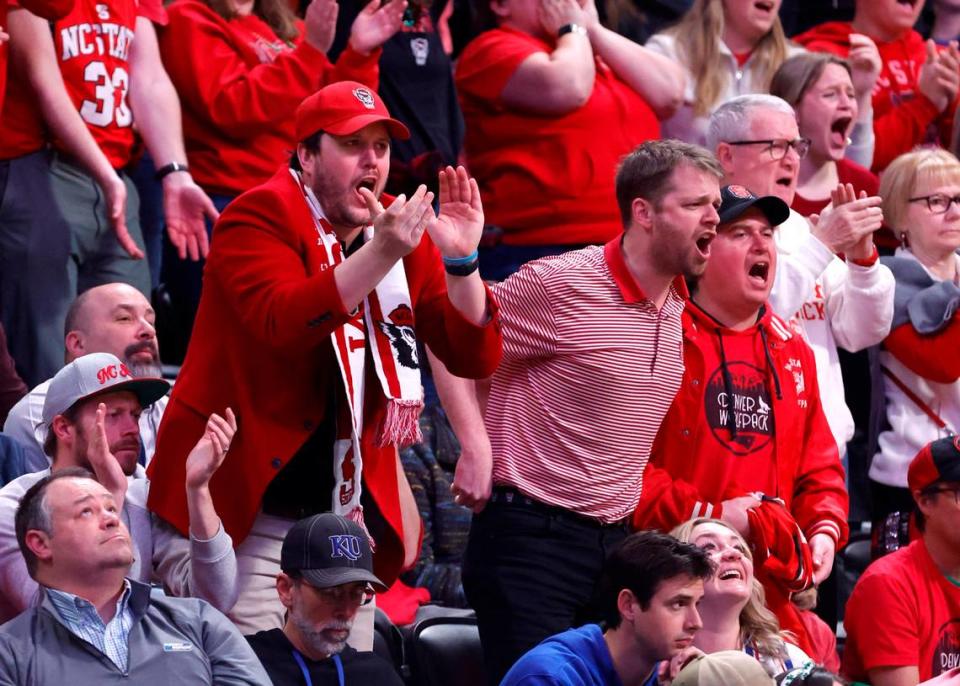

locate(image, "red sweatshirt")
[[159, 0, 379, 197], [634, 300, 849, 549], [794, 21, 953, 173]]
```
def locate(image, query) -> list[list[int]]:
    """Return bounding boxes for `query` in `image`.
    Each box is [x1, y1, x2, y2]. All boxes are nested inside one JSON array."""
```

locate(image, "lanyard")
[[292, 649, 345, 686]]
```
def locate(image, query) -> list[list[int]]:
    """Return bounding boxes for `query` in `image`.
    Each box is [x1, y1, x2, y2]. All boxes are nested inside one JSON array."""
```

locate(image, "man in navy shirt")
[[501, 531, 713, 686]]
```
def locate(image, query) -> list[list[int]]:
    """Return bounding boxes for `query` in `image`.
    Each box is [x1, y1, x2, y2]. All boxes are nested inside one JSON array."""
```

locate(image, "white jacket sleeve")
[[823, 259, 895, 352], [844, 103, 875, 169], [770, 214, 834, 320]]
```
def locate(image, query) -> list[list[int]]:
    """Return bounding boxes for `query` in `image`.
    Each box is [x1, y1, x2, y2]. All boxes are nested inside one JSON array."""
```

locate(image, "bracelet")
[[558, 23, 587, 38], [443, 250, 480, 277], [155, 161, 190, 181]]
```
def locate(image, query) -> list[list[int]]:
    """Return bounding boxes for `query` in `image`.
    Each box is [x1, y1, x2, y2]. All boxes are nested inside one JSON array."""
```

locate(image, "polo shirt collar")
[[603, 237, 688, 304]]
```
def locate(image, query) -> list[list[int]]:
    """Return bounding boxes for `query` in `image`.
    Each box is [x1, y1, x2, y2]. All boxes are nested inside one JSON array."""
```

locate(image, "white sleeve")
[[824, 260, 895, 352], [844, 104, 875, 169], [2, 389, 49, 474], [770, 219, 834, 320]]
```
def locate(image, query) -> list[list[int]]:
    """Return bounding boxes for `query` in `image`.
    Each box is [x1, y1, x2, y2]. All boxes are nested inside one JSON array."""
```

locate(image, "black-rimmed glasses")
[[725, 138, 811, 160], [908, 194, 960, 214]]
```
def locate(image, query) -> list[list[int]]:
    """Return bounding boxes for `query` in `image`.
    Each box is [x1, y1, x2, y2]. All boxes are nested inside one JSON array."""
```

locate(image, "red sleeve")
[[789, 346, 849, 547], [884, 314, 960, 384], [455, 28, 544, 105], [205, 184, 353, 351], [404, 236, 503, 379], [136, 0, 167, 26], [16, 0, 72, 20], [159, 1, 377, 138], [844, 569, 921, 673], [871, 95, 942, 172]]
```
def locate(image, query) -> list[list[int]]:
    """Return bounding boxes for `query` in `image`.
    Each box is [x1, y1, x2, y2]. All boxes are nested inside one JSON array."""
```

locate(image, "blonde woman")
[[672, 518, 811, 677]]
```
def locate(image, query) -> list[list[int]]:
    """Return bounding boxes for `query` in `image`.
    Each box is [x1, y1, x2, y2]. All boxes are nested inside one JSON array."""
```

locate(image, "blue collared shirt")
[[46, 580, 135, 673]]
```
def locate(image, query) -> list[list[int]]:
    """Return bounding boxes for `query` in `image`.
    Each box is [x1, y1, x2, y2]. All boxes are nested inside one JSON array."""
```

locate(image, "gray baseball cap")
[[281, 513, 386, 590], [41, 353, 170, 424]]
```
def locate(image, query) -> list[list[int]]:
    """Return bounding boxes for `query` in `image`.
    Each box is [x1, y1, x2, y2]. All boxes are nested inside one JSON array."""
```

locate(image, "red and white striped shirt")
[[486, 239, 686, 523]]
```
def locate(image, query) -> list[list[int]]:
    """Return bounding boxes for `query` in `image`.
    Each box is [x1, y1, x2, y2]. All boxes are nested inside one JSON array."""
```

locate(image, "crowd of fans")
[[1, 0, 960, 684]]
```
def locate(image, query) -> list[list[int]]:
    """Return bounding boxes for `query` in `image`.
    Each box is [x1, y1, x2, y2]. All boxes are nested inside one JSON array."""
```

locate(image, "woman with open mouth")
[[671, 518, 812, 678], [770, 52, 895, 252]]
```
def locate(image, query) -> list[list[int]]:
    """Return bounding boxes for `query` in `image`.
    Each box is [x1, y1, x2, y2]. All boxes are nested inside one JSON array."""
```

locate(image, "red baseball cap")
[[908, 436, 960, 492], [295, 81, 410, 142]]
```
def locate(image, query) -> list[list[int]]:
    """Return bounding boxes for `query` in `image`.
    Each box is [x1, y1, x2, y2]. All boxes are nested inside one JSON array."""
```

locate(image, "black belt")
[[488, 486, 628, 530]]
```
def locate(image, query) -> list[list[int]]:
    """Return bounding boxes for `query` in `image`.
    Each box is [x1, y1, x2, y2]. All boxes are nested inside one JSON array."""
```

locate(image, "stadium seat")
[[408, 615, 486, 686]]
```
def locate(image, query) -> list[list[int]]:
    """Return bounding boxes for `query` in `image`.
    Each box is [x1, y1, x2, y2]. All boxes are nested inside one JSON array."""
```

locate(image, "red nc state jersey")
[[53, 0, 138, 167]]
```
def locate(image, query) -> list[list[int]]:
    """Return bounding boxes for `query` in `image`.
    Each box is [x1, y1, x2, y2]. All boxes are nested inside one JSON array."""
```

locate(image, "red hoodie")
[[634, 299, 848, 548], [794, 21, 953, 173]]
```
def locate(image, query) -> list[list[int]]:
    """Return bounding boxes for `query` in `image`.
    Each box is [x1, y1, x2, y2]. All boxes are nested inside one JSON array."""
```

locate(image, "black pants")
[[462, 490, 628, 685]]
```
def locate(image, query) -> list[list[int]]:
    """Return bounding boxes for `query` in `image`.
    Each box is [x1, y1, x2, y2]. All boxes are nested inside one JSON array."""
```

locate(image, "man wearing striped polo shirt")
[[455, 139, 724, 684]]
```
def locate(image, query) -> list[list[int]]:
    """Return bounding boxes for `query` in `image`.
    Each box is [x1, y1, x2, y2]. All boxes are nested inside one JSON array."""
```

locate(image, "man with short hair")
[[247, 513, 404, 684], [0, 352, 238, 622], [4, 282, 167, 473], [634, 185, 848, 655], [501, 531, 712, 686], [148, 80, 502, 636], [451, 139, 723, 684], [707, 95, 892, 541], [843, 436, 960, 686], [0, 469, 269, 684]]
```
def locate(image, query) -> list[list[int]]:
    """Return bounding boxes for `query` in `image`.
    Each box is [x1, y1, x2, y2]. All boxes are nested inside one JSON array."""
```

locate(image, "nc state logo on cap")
[[353, 88, 375, 110], [727, 185, 754, 199], [96, 363, 132, 386]]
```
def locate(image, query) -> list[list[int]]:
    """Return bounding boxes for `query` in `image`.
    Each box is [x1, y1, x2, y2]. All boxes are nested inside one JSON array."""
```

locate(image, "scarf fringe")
[[379, 398, 424, 448], [345, 506, 376, 551]]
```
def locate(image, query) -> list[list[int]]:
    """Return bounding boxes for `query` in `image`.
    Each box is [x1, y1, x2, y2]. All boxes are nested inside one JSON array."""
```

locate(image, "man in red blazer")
[[147, 81, 502, 641]]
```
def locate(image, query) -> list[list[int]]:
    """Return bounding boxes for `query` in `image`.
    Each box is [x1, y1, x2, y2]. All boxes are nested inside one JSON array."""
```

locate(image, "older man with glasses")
[[246, 513, 404, 685], [707, 94, 894, 559]]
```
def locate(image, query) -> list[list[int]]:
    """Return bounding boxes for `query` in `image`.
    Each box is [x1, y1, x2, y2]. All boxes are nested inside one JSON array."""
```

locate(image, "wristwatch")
[[557, 23, 587, 38]]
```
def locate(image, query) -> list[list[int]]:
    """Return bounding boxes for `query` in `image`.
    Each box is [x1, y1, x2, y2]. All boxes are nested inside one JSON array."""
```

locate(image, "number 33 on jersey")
[[52, 0, 150, 168]]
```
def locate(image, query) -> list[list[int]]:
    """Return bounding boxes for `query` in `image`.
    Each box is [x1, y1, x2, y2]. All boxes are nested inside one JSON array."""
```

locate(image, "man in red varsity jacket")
[[634, 185, 849, 655], [147, 82, 501, 643]]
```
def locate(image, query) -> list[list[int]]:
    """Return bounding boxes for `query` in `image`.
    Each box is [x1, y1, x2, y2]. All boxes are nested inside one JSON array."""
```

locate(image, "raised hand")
[[349, 0, 406, 56], [538, 0, 586, 36], [426, 166, 484, 260], [162, 173, 218, 261], [919, 39, 960, 113], [848, 33, 881, 101], [88, 403, 129, 512], [812, 184, 882, 256], [184, 408, 237, 492], [362, 184, 436, 261], [303, 0, 339, 53]]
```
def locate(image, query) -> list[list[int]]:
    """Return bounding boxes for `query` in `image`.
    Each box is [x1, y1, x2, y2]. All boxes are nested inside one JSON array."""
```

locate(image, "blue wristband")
[[442, 250, 479, 266]]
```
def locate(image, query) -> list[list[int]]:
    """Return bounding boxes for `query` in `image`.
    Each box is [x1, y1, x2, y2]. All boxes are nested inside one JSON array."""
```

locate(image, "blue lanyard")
[[292, 649, 344, 686]]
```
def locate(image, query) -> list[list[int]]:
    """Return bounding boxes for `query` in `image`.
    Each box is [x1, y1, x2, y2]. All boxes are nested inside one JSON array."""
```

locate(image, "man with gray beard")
[[246, 513, 404, 685], [4, 282, 168, 473]]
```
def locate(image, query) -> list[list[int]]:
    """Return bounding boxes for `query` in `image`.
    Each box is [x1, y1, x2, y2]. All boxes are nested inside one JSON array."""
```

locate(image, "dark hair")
[[289, 131, 324, 172], [42, 403, 81, 459], [205, 0, 299, 42], [599, 530, 713, 629], [776, 665, 848, 685], [15, 467, 95, 576], [615, 140, 723, 228]]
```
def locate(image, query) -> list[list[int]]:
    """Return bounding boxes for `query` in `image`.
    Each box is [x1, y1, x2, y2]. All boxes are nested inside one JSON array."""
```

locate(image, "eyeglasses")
[[313, 584, 376, 607], [725, 138, 811, 160], [908, 194, 960, 214]]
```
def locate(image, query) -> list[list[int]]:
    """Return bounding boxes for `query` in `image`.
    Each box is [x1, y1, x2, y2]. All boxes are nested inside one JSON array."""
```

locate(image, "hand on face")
[[349, 0, 407, 55], [537, 0, 586, 37], [87, 403, 131, 513], [362, 184, 435, 261]]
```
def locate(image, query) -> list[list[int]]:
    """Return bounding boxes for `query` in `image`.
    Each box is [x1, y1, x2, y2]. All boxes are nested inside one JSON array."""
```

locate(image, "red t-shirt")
[[0, 0, 165, 166], [455, 26, 660, 246], [843, 538, 960, 682]]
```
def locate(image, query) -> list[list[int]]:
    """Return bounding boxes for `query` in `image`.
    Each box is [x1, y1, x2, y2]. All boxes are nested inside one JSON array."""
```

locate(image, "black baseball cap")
[[908, 436, 960, 492], [718, 185, 790, 227], [280, 513, 386, 590]]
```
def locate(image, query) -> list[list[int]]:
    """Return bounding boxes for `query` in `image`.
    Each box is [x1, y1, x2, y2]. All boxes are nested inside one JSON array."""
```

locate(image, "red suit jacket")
[[148, 168, 502, 585]]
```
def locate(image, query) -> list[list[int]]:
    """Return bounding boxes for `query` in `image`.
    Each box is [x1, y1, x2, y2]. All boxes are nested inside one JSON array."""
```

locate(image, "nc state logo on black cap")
[[353, 88, 375, 110], [726, 185, 754, 199]]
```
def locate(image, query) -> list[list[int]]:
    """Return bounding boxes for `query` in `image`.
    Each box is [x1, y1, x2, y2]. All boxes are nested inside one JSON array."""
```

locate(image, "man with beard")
[[447, 139, 723, 684], [4, 282, 167, 473], [147, 80, 502, 638], [246, 513, 403, 684], [0, 470, 269, 684], [0, 352, 240, 622]]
